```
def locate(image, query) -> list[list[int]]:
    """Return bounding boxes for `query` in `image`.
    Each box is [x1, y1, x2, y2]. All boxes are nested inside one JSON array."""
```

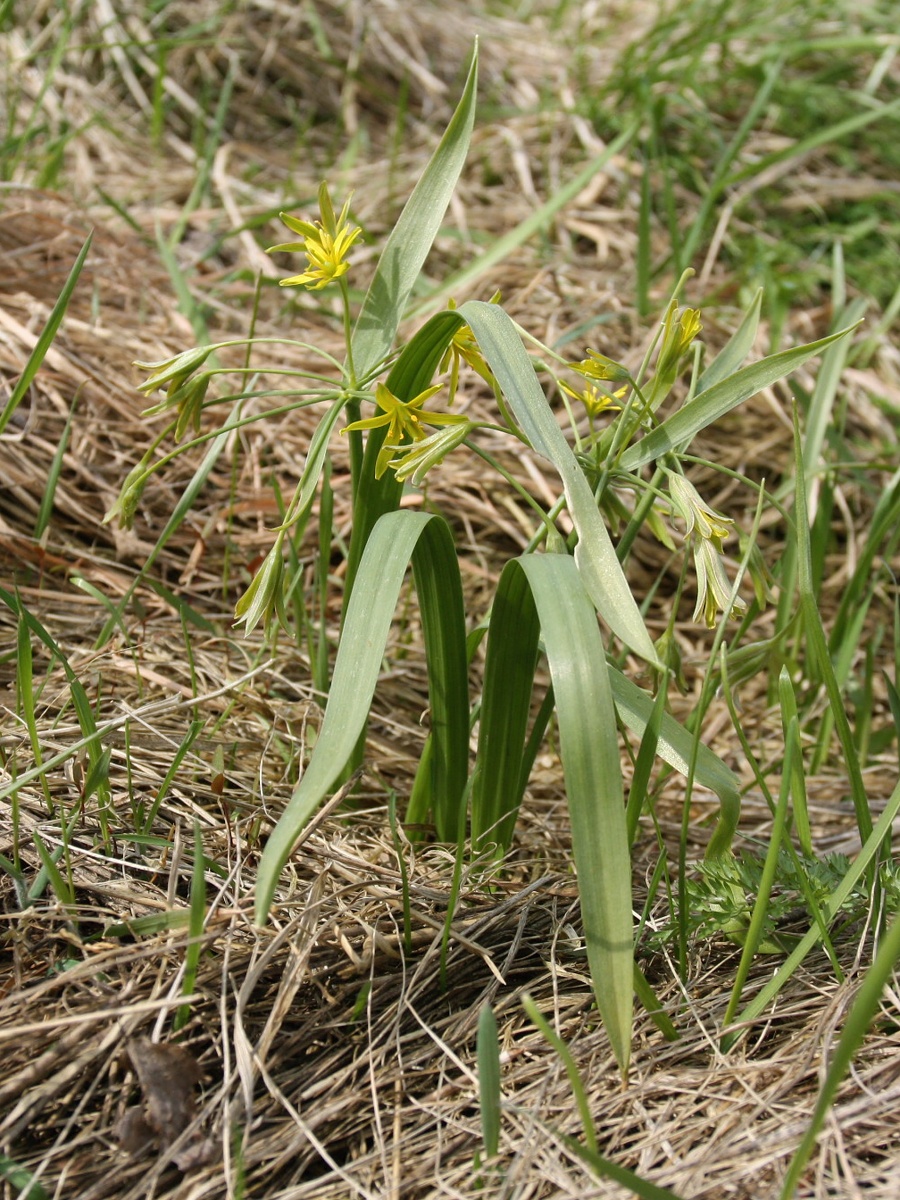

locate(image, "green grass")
[[587, 0, 900, 315]]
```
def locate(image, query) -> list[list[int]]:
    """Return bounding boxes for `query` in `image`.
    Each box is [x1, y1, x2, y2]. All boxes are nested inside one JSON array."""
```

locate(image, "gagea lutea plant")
[[110, 46, 859, 1073]]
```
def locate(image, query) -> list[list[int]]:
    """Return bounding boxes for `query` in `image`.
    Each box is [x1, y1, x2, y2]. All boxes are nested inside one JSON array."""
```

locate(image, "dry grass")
[[2, 3, 900, 1197]]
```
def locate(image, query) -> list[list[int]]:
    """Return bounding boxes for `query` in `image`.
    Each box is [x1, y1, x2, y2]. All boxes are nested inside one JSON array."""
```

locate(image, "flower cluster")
[[668, 473, 747, 627], [342, 382, 471, 480]]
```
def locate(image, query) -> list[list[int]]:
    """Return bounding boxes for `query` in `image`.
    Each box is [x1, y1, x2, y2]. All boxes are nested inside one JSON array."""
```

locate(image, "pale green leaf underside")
[[459, 300, 659, 664]]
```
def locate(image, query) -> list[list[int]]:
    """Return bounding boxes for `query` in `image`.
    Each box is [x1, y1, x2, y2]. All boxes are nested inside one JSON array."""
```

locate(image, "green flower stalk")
[[268, 182, 362, 290]]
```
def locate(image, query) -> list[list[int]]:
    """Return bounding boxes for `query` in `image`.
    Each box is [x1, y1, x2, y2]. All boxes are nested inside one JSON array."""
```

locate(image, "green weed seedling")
[[111, 44, 859, 1073]]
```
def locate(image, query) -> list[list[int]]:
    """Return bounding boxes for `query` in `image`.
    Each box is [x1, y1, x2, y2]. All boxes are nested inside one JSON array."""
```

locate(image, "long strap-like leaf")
[[350, 46, 478, 383], [255, 511, 469, 921], [475, 553, 634, 1072], [460, 300, 658, 664]]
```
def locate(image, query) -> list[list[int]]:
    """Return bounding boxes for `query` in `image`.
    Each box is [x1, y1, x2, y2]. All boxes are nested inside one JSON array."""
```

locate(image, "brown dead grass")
[[2, 3, 900, 1198]]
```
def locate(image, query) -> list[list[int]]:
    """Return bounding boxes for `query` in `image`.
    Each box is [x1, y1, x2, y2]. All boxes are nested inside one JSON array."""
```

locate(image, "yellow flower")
[[668, 474, 732, 546], [439, 294, 499, 403], [667, 473, 746, 627], [647, 303, 703, 408], [268, 182, 362, 290], [559, 379, 623, 420], [342, 382, 463, 478], [692, 536, 747, 628], [571, 350, 632, 384]]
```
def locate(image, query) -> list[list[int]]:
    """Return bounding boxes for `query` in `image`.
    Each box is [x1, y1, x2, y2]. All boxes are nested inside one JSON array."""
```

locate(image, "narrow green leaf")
[[0, 1155, 50, 1200], [695, 289, 762, 394], [411, 118, 640, 317], [0, 233, 92, 436], [721, 720, 796, 1033], [33, 829, 74, 907], [477, 1005, 502, 1161], [34, 385, 79, 539], [619, 322, 861, 472], [141, 719, 204, 833], [726, 775, 900, 1047], [792, 407, 872, 846], [608, 667, 742, 856], [801, 295, 867, 511], [351, 44, 478, 382], [779, 910, 900, 1199], [16, 610, 53, 811], [778, 666, 812, 856], [105, 910, 192, 939], [175, 820, 207, 1031], [459, 300, 658, 662], [96, 401, 244, 648], [563, 1137, 688, 1200]]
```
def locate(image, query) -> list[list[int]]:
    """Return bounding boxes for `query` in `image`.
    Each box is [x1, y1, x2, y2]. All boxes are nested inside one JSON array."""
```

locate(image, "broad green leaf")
[[459, 300, 658, 663], [350, 45, 478, 383], [0, 233, 92, 436], [255, 511, 469, 922], [477, 555, 633, 1071], [619, 322, 861, 472], [471, 563, 541, 851]]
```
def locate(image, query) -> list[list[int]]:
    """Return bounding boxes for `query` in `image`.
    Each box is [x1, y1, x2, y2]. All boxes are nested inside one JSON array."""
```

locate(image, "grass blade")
[[608, 667, 742, 855], [476, 1004, 501, 1162], [695, 288, 762, 393], [412, 118, 640, 317], [0, 233, 92, 436], [779, 912, 900, 1198], [724, 775, 900, 1048]]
